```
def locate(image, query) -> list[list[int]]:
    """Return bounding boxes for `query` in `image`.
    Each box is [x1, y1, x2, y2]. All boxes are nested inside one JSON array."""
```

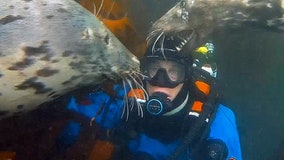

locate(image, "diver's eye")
[[167, 69, 179, 81], [148, 64, 160, 78]]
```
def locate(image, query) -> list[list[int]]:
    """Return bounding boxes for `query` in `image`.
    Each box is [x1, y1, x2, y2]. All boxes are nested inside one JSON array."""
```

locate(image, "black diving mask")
[[141, 59, 187, 88]]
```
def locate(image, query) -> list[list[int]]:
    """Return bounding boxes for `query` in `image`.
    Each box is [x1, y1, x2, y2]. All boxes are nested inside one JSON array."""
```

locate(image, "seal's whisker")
[[151, 31, 164, 55], [147, 29, 163, 45], [121, 75, 136, 119], [125, 78, 136, 111], [128, 72, 148, 100], [146, 28, 162, 44], [130, 70, 148, 81], [92, 1, 97, 16], [121, 79, 130, 121], [128, 72, 143, 87], [118, 70, 150, 120], [120, 71, 148, 118], [126, 73, 147, 118], [107, 0, 116, 18], [121, 81, 126, 118], [96, 0, 105, 17], [146, 29, 158, 40], [160, 34, 168, 60], [123, 78, 137, 115], [185, 29, 195, 43], [126, 77, 144, 117], [189, 30, 195, 41], [126, 71, 147, 95]]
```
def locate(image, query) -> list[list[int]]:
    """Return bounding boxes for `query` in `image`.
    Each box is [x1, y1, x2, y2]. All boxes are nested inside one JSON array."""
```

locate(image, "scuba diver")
[[54, 32, 242, 160]]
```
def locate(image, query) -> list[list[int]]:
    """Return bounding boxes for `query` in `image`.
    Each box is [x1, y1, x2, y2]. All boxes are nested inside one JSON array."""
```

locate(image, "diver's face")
[[143, 60, 186, 100], [146, 82, 184, 101]]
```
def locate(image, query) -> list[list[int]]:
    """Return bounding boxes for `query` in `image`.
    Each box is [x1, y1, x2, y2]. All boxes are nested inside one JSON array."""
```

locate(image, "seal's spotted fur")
[[0, 0, 139, 119], [1, 0, 284, 119], [148, 0, 284, 53]]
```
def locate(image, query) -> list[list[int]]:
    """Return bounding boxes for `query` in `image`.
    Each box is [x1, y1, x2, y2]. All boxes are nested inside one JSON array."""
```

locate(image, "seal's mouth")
[[146, 28, 198, 56]]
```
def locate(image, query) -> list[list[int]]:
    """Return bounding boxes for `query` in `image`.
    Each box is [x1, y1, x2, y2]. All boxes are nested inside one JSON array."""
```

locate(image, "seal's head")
[[148, 0, 284, 53], [0, 0, 140, 119]]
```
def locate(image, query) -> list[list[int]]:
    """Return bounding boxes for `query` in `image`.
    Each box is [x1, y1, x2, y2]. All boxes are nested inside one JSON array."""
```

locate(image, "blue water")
[[0, 0, 283, 159], [128, 1, 284, 159], [214, 29, 284, 160]]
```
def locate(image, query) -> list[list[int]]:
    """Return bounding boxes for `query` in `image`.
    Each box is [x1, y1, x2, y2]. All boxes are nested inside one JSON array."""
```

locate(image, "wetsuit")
[[58, 84, 242, 160]]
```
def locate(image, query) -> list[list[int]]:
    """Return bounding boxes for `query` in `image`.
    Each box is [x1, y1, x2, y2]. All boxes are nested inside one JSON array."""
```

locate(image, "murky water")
[[130, 1, 284, 158], [130, 1, 284, 159], [0, 0, 283, 159], [214, 29, 284, 160]]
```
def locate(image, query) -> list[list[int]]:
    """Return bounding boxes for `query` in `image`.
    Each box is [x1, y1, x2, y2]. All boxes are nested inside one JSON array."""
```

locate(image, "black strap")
[[168, 68, 220, 160]]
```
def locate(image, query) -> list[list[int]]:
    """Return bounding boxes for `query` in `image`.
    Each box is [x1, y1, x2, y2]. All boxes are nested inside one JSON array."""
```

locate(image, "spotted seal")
[[147, 0, 284, 54], [0, 0, 139, 119], [1, 0, 283, 120]]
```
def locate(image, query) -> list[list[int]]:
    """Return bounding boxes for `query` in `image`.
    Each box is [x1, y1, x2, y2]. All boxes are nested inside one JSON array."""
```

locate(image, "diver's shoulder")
[[218, 104, 235, 115], [215, 104, 237, 124], [210, 104, 239, 138]]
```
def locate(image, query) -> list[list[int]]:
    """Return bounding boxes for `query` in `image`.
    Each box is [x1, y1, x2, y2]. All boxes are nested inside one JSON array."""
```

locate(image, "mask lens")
[[141, 59, 186, 83]]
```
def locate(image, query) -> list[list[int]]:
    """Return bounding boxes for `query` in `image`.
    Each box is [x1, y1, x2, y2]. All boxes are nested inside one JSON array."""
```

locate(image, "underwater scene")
[[0, 0, 284, 159]]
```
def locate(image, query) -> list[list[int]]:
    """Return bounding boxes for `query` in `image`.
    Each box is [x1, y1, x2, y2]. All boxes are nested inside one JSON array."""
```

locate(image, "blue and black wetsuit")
[[57, 84, 242, 160]]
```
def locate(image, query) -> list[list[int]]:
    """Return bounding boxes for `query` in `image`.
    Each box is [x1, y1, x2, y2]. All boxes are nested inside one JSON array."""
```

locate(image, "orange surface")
[[191, 101, 203, 112], [88, 140, 114, 160], [0, 151, 16, 160], [128, 88, 145, 99], [195, 81, 210, 95], [78, 0, 146, 58]]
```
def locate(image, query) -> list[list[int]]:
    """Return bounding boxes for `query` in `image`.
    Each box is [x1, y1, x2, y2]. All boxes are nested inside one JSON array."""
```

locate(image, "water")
[[213, 29, 284, 160], [129, 1, 284, 159], [1, 0, 284, 159]]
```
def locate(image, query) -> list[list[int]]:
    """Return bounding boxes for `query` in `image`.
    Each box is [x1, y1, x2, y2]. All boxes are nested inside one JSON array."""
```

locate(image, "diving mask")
[[141, 58, 187, 88]]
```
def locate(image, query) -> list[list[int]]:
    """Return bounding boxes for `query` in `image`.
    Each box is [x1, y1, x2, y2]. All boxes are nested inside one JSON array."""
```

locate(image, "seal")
[[0, 0, 140, 119], [1, 0, 283, 119], [147, 0, 284, 54]]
